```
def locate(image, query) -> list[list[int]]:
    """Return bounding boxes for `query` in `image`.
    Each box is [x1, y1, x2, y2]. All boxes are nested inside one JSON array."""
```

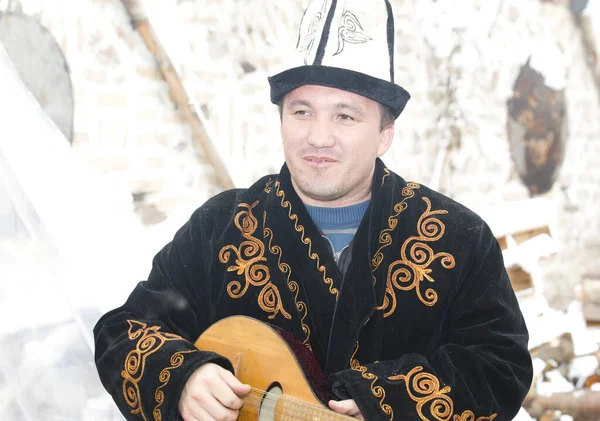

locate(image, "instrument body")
[[194, 316, 351, 421]]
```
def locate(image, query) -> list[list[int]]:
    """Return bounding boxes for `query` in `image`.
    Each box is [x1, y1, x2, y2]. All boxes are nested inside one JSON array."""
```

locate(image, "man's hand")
[[178, 363, 251, 421], [329, 399, 364, 420]]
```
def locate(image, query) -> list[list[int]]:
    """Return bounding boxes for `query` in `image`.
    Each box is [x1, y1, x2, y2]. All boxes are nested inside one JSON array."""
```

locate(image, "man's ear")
[[377, 124, 394, 157]]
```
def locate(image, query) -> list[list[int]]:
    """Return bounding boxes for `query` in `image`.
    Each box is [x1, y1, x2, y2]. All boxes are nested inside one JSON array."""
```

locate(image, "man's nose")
[[307, 118, 336, 148]]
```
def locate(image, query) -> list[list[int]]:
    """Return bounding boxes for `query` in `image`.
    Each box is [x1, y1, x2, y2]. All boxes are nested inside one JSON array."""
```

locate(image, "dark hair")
[[378, 103, 395, 131], [277, 99, 395, 132]]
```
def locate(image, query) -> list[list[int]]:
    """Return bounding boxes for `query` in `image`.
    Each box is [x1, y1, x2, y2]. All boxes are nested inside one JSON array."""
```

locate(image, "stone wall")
[[1, 0, 222, 227]]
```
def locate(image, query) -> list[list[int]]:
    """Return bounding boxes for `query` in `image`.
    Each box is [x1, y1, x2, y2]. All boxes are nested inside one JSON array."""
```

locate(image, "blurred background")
[[1, 0, 599, 419]]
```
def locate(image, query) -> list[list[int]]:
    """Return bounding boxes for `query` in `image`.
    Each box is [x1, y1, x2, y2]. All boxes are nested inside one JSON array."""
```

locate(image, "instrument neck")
[[242, 389, 356, 421]]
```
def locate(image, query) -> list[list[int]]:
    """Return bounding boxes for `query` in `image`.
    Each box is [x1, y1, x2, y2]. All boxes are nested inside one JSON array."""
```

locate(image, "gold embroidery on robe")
[[389, 366, 497, 421], [389, 366, 452, 421], [382, 167, 391, 185], [379, 197, 456, 316], [153, 350, 196, 420], [372, 182, 420, 273], [350, 342, 393, 421], [275, 180, 339, 297], [264, 178, 274, 193], [219, 201, 291, 319], [454, 411, 497, 421], [121, 320, 191, 420], [264, 213, 312, 350]]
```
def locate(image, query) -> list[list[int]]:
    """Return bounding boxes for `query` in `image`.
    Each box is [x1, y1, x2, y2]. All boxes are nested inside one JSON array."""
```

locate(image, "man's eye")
[[339, 114, 355, 121], [294, 110, 310, 116]]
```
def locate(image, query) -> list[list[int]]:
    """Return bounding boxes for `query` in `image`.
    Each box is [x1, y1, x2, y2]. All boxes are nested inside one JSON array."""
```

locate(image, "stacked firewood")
[[582, 275, 600, 327], [521, 313, 600, 420]]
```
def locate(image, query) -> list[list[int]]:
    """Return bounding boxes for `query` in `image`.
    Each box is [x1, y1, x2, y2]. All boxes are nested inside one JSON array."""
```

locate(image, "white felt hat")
[[269, 0, 410, 118]]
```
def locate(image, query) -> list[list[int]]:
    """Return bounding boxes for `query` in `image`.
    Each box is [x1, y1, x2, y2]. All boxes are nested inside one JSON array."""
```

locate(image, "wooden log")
[[526, 390, 600, 420], [119, 0, 235, 191], [585, 373, 600, 388], [582, 275, 600, 323], [538, 410, 562, 421], [530, 332, 575, 364], [506, 264, 534, 292], [496, 225, 551, 250]]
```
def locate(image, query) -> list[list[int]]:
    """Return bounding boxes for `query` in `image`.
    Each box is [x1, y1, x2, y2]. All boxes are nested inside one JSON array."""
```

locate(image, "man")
[[94, 1, 533, 420]]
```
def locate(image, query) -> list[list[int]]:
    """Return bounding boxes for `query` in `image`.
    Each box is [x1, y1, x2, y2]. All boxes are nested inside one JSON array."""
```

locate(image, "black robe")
[[94, 159, 533, 421]]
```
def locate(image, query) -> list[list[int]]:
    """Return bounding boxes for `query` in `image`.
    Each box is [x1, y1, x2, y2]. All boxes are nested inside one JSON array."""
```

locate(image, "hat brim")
[[268, 65, 410, 119]]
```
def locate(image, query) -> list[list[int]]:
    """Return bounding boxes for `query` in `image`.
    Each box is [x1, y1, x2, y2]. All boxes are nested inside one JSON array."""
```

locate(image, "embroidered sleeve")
[[94, 206, 234, 420]]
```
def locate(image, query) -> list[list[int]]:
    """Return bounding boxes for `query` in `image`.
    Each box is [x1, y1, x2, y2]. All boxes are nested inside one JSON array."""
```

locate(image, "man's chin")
[[296, 184, 344, 203]]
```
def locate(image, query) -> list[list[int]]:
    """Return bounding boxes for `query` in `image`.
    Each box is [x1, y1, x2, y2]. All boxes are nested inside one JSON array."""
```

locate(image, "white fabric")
[[291, 0, 392, 82]]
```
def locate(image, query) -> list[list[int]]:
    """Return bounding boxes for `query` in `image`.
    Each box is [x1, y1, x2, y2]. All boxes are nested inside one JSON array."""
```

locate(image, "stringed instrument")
[[194, 315, 355, 421]]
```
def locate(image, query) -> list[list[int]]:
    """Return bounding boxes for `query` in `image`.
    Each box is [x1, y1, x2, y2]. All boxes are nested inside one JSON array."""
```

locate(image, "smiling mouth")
[[305, 157, 337, 164]]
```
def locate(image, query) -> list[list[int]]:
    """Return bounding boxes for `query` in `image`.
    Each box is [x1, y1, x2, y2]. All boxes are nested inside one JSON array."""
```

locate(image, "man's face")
[[281, 84, 394, 207]]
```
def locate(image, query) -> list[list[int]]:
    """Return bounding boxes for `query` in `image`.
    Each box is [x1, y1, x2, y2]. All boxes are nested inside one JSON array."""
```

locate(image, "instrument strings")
[[239, 387, 355, 421]]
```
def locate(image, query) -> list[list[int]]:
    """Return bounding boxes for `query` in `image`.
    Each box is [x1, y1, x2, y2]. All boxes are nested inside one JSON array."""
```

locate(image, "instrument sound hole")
[[258, 383, 283, 421]]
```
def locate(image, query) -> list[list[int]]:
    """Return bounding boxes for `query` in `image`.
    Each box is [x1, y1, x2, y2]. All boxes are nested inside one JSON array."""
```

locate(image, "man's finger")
[[328, 399, 363, 418], [213, 374, 246, 410], [221, 369, 252, 396]]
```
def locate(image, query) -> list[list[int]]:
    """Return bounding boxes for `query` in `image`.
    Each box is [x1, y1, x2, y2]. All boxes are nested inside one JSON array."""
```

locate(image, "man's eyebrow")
[[287, 99, 312, 108], [335, 102, 366, 117]]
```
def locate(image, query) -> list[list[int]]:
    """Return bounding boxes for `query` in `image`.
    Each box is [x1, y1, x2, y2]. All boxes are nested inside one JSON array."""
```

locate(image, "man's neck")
[[290, 178, 373, 208]]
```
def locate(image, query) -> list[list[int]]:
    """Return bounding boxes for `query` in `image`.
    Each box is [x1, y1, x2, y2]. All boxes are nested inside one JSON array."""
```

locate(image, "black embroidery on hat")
[[334, 6, 372, 56], [313, 0, 338, 65], [296, 0, 328, 65]]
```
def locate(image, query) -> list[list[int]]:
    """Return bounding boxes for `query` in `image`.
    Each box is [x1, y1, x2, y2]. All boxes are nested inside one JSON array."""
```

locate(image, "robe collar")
[[269, 159, 406, 374]]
